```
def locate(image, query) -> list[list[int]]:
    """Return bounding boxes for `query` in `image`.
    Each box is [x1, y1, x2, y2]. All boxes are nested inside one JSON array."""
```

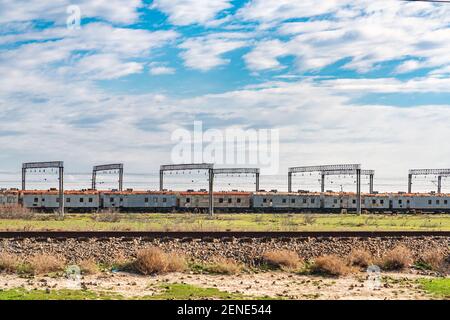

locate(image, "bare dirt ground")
[[0, 271, 439, 300]]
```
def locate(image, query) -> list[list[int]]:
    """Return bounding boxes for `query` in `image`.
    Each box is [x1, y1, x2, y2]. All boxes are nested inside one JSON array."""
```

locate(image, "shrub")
[[133, 247, 186, 275], [348, 249, 373, 268], [0, 253, 20, 273], [205, 257, 242, 275], [78, 259, 99, 275], [28, 254, 65, 275], [311, 255, 350, 276], [262, 250, 302, 270], [381, 245, 413, 270], [417, 249, 446, 271], [0, 204, 34, 220]]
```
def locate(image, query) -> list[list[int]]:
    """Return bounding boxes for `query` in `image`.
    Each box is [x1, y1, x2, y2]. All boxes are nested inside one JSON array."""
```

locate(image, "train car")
[[363, 193, 390, 211], [177, 191, 251, 212], [252, 191, 322, 212], [22, 189, 100, 212], [99, 190, 177, 212], [0, 189, 20, 206], [404, 193, 450, 212]]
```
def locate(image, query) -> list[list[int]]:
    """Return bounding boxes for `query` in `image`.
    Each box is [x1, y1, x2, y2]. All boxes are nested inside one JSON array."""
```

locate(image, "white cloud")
[[149, 65, 175, 75], [0, 0, 144, 24], [179, 34, 247, 71], [75, 54, 143, 79], [151, 0, 232, 26]]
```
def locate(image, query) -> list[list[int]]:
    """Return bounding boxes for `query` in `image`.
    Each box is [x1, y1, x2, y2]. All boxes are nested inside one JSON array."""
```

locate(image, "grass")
[[262, 250, 303, 270], [0, 288, 124, 300], [0, 213, 449, 231], [310, 255, 350, 276], [0, 283, 268, 300], [419, 278, 450, 298], [380, 245, 413, 271], [132, 247, 186, 274]]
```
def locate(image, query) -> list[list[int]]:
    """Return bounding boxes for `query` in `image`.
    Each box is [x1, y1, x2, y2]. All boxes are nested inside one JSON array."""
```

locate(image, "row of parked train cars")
[[1, 188, 450, 213]]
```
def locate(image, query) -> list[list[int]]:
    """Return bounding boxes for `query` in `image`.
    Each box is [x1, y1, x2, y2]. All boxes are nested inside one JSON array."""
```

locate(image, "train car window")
[[282, 198, 287, 203], [303, 198, 307, 203], [436, 200, 440, 205], [120, 198, 123, 202], [398, 200, 402, 204], [56, 198, 59, 203], [237, 198, 241, 203], [334, 199, 338, 204], [445, 200, 448, 205], [110, 197, 114, 202], [145, 197, 149, 203], [372, 199, 376, 204], [407, 199, 410, 204], [352, 199, 356, 204], [88, 198, 93, 203], [263, 198, 267, 203], [219, 198, 224, 203], [380, 199, 384, 204], [428, 200, 432, 205], [291, 199, 295, 203], [66, 198, 71, 203], [42, 198, 45, 201], [80, 198, 84, 203], [186, 198, 190, 203], [311, 198, 315, 204], [163, 198, 167, 203], [228, 198, 232, 203]]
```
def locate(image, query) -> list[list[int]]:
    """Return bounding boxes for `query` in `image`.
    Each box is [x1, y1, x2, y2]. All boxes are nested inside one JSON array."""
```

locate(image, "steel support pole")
[[369, 174, 374, 194], [159, 170, 164, 191], [356, 168, 361, 214], [21, 168, 26, 190], [92, 171, 96, 190], [59, 166, 64, 218], [288, 172, 292, 193], [438, 175, 442, 194], [408, 173, 412, 193], [255, 173, 260, 192], [208, 169, 214, 216], [118, 168, 123, 191], [321, 174, 325, 193]]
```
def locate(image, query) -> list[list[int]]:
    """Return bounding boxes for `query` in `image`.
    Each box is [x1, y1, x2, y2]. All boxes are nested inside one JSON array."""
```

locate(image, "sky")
[[1, 0, 450, 189]]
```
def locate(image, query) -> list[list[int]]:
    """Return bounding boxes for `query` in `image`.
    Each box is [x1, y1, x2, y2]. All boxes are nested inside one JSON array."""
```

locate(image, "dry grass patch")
[[28, 254, 65, 275], [381, 245, 413, 270], [0, 253, 20, 273], [133, 247, 186, 275], [348, 249, 373, 268], [262, 250, 303, 270], [417, 249, 446, 271], [311, 255, 350, 276], [92, 209, 121, 222], [205, 257, 243, 275], [0, 204, 35, 220], [78, 259, 99, 275]]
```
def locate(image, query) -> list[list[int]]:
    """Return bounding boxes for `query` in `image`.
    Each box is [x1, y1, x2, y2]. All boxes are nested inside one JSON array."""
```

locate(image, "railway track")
[[0, 230, 449, 239]]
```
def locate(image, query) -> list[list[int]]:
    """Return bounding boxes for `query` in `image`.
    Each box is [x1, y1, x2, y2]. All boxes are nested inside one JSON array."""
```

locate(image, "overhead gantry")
[[92, 164, 124, 191], [288, 164, 364, 214], [213, 168, 260, 192], [408, 168, 450, 193], [22, 161, 64, 217], [160, 163, 214, 215], [322, 169, 375, 194]]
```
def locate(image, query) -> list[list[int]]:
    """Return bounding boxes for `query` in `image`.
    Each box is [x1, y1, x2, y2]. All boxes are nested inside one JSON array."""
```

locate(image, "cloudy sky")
[[1, 0, 450, 182]]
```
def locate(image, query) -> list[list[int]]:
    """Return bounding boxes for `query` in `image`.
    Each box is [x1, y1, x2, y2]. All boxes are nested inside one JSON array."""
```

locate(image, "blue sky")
[[1, 0, 450, 179]]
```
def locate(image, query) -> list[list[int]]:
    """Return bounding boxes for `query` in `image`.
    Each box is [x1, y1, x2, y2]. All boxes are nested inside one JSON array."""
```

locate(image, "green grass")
[[0, 213, 449, 231], [0, 284, 269, 300], [419, 278, 450, 298], [0, 288, 123, 300]]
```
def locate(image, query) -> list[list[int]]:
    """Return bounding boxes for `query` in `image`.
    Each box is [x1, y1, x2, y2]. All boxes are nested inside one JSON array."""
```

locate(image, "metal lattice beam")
[[160, 163, 214, 171], [21, 161, 64, 217], [92, 163, 124, 191], [408, 168, 450, 193], [289, 164, 361, 173], [213, 168, 260, 191], [160, 163, 214, 215], [322, 169, 374, 176]]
